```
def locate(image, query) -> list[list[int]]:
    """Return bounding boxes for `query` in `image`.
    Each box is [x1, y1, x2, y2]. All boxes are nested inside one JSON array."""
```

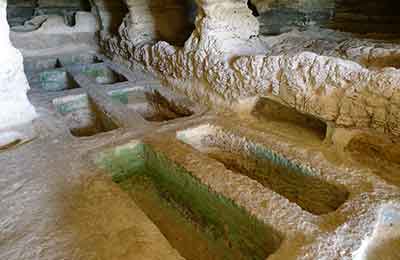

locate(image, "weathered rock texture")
[[100, 0, 400, 138], [0, 1, 36, 131]]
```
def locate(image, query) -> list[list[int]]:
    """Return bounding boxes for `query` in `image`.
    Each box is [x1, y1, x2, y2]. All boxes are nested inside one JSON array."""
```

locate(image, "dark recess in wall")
[[178, 0, 197, 45], [94, 0, 129, 35], [255, 1, 334, 36], [184, 0, 198, 25], [151, 0, 197, 47], [254, 0, 400, 36], [332, 0, 400, 34], [248, 1, 260, 17]]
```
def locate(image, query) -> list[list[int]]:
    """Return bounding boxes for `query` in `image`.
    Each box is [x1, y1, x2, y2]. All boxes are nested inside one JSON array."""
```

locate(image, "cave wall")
[[3, 0, 400, 139], [98, 0, 197, 46], [100, 0, 400, 138], [250, 0, 334, 35], [106, 0, 260, 55], [251, 0, 400, 35], [0, 1, 36, 131], [333, 0, 400, 34]]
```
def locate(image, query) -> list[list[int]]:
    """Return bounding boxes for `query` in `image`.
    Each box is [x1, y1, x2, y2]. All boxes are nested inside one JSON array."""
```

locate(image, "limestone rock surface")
[[0, 1, 36, 131]]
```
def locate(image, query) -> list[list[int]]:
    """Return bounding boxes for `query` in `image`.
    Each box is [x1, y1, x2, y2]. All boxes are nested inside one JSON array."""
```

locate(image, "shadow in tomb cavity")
[[251, 97, 328, 142], [177, 125, 349, 215], [346, 133, 400, 186], [53, 94, 119, 137], [149, 0, 197, 46], [109, 87, 194, 122]]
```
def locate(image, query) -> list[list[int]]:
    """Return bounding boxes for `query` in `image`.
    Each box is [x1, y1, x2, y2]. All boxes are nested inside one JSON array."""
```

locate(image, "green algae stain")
[[96, 142, 282, 260], [98, 143, 148, 183], [109, 90, 129, 105], [55, 95, 89, 115], [39, 70, 67, 91], [251, 144, 310, 176]]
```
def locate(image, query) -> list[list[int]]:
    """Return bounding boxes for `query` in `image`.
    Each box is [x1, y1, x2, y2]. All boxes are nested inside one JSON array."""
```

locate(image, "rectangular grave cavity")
[[53, 94, 118, 137], [95, 141, 282, 260], [177, 125, 349, 215], [109, 87, 194, 122], [252, 97, 328, 141], [81, 64, 128, 85]]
